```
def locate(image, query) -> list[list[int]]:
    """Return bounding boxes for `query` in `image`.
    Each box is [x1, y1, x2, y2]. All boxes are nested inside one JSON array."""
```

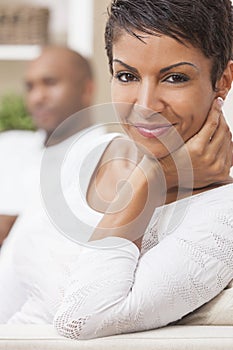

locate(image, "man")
[[0, 46, 95, 244], [25, 46, 94, 144]]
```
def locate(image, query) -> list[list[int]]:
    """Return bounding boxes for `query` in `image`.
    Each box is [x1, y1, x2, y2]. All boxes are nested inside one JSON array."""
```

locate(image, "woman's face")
[[111, 31, 217, 158]]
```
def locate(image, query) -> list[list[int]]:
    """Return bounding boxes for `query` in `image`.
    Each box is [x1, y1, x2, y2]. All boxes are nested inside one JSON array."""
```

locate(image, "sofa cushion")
[[177, 280, 233, 325], [0, 325, 233, 349]]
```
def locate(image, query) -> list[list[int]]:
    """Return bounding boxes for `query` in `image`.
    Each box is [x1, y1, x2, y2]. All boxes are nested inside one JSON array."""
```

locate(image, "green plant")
[[0, 93, 36, 131]]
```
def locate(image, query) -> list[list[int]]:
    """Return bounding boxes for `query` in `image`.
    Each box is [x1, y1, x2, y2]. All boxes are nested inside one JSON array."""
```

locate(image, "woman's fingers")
[[210, 131, 232, 180], [195, 97, 223, 146], [206, 111, 232, 179], [208, 113, 231, 155]]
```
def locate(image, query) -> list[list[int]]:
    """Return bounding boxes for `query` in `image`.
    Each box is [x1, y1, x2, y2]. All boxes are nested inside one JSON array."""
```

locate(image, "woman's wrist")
[[140, 155, 178, 191]]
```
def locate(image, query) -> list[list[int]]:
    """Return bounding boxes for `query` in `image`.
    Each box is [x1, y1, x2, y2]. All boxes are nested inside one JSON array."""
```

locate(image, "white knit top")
[[1, 131, 232, 339], [53, 137, 233, 340]]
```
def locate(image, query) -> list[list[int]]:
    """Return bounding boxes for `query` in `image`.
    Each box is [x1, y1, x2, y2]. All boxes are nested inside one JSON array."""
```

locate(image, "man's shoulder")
[[0, 130, 34, 143], [0, 129, 45, 148]]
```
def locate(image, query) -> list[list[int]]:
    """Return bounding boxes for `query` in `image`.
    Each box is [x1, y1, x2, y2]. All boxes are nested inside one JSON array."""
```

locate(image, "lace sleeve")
[[54, 203, 233, 339]]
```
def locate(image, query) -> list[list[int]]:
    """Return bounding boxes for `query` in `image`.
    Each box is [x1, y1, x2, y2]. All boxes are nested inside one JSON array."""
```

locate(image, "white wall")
[[224, 87, 233, 132], [92, 0, 112, 104]]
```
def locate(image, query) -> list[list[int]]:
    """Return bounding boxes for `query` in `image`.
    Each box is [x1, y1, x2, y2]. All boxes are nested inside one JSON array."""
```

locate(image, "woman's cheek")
[[111, 82, 136, 103], [111, 82, 123, 103]]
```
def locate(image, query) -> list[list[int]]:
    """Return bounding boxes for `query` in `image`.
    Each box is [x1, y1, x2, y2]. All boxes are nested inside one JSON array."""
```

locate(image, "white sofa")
[[0, 325, 233, 350]]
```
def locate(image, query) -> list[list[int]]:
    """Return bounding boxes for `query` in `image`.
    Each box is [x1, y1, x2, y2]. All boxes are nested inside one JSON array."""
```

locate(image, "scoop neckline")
[[158, 182, 233, 210]]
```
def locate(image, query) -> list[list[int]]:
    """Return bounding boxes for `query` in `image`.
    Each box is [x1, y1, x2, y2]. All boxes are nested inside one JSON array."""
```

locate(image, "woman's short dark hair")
[[105, 0, 233, 89]]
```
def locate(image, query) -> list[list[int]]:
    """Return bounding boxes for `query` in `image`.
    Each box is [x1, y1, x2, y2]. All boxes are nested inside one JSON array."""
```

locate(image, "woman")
[[55, 0, 233, 339]]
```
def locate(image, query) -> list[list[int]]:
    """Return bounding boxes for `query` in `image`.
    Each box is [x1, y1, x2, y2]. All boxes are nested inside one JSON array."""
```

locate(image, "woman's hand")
[[159, 97, 233, 190]]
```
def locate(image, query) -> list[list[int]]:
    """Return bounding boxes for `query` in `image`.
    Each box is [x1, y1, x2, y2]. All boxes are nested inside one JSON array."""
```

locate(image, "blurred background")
[[0, 0, 232, 131], [0, 0, 111, 130]]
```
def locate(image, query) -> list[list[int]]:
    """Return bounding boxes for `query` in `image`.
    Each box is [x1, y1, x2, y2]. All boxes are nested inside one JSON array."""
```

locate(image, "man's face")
[[25, 52, 87, 135]]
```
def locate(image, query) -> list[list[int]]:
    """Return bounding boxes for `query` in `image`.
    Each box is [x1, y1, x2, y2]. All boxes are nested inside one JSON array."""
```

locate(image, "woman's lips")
[[134, 124, 173, 138]]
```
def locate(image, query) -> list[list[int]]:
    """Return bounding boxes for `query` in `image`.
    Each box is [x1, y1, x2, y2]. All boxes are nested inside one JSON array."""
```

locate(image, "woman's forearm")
[[90, 157, 166, 246]]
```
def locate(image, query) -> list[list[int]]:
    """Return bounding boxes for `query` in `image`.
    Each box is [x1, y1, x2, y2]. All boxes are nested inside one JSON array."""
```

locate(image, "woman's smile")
[[130, 123, 174, 138]]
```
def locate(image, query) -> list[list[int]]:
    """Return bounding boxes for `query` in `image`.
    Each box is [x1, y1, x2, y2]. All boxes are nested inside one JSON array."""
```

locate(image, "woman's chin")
[[135, 141, 171, 160]]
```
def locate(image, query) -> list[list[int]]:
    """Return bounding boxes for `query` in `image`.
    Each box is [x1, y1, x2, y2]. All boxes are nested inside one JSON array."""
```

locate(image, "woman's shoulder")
[[180, 183, 233, 228], [156, 183, 233, 236], [192, 182, 233, 205], [174, 183, 233, 220]]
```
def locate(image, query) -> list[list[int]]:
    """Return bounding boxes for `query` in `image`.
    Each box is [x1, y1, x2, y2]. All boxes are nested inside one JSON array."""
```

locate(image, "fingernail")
[[217, 97, 224, 108]]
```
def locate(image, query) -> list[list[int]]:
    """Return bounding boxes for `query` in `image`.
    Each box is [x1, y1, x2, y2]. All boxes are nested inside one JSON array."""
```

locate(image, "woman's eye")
[[115, 72, 138, 83], [164, 74, 189, 84]]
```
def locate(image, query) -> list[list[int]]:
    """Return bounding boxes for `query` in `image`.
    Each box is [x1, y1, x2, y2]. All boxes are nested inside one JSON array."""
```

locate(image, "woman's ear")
[[215, 60, 233, 100]]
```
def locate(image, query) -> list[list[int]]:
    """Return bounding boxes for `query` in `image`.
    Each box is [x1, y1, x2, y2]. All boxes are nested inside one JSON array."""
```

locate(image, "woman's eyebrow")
[[113, 59, 199, 75], [113, 59, 139, 74], [160, 62, 199, 73]]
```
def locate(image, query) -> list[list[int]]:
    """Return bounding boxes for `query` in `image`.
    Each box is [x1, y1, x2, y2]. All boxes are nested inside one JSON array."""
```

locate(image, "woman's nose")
[[135, 81, 165, 118]]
